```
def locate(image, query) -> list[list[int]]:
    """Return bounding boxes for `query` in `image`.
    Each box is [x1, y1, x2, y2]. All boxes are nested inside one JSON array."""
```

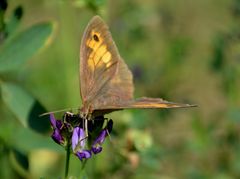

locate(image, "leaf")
[[13, 127, 62, 152], [9, 149, 30, 178], [9, 129, 62, 178], [1, 82, 50, 134], [1, 82, 34, 127], [0, 149, 17, 179], [0, 22, 55, 73], [5, 6, 23, 36]]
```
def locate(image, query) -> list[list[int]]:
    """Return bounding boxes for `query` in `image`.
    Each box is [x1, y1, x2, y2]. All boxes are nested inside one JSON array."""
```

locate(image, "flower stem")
[[65, 144, 71, 178], [81, 160, 87, 170]]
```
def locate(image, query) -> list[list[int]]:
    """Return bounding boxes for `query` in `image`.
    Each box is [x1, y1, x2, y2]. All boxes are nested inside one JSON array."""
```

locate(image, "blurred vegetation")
[[0, 0, 240, 178]]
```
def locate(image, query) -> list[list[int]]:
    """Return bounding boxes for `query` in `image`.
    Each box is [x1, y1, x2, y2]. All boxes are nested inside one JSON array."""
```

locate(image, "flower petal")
[[76, 150, 92, 160], [72, 127, 86, 152], [107, 119, 113, 133], [92, 146, 102, 154], [56, 120, 63, 129], [91, 130, 107, 154], [72, 127, 80, 151], [93, 130, 107, 145], [91, 120, 113, 154], [51, 129, 64, 144], [50, 113, 57, 128], [50, 113, 62, 129], [79, 127, 86, 147]]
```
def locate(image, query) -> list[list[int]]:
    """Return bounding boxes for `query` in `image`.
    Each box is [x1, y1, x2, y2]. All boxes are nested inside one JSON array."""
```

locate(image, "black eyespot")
[[93, 34, 99, 42]]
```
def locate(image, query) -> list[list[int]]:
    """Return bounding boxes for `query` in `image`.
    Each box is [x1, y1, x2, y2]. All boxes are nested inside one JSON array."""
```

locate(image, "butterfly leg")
[[106, 129, 112, 143], [79, 112, 91, 143], [84, 117, 88, 138], [85, 113, 93, 137], [103, 117, 112, 143]]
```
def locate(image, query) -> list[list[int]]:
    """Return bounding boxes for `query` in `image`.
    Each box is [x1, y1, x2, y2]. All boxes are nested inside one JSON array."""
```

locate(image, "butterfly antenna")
[[39, 107, 80, 117]]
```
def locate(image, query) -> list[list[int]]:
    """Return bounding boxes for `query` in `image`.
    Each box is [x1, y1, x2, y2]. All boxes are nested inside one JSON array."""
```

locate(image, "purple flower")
[[91, 130, 106, 154], [50, 114, 65, 145], [72, 127, 91, 160], [92, 119, 113, 154], [49, 112, 114, 161]]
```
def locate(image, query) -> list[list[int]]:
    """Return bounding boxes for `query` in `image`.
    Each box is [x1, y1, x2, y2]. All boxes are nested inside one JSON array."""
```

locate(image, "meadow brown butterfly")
[[78, 16, 195, 118], [41, 16, 195, 118]]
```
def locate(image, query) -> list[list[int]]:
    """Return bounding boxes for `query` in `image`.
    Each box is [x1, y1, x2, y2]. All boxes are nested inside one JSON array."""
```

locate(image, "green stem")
[[65, 144, 71, 178], [79, 160, 88, 178], [81, 160, 87, 170]]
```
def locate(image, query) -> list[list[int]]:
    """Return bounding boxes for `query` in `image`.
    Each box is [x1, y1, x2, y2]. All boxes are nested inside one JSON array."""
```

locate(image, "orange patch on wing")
[[88, 58, 95, 71], [102, 51, 111, 63], [131, 103, 180, 108], [87, 31, 103, 49], [86, 30, 112, 71], [106, 61, 112, 68], [95, 45, 107, 64]]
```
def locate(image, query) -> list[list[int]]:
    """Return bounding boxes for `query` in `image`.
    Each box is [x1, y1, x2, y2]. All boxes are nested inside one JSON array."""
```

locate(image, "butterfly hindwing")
[[92, 97, 195, 116], [93, 97, 194, 110]]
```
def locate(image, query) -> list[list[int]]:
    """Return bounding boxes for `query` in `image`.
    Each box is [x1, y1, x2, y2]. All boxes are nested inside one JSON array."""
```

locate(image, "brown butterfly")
[[41, 16, 195, 118], [78, 15, 196, 118]]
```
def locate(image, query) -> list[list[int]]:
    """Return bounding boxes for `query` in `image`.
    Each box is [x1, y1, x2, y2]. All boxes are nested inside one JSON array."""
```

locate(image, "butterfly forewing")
[[80, 16, 134, 111]]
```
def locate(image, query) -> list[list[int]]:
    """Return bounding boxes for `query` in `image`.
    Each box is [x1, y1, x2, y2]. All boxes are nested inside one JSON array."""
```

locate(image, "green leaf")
[[5, 6, 23, 36], [1, 82, 50, 134], [9, 149, 30, 178], [14, 127, 62, 152], [0, 22, 54, 73], [1, 82, 34, 127]]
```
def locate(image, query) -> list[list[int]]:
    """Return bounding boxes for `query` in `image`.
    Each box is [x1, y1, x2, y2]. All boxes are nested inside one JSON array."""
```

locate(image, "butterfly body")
[[77, 16, 196, 120]]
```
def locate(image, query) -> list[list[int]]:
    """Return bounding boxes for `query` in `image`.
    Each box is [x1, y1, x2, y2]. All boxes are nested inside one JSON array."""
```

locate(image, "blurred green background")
[[0, 0, 240, 178]]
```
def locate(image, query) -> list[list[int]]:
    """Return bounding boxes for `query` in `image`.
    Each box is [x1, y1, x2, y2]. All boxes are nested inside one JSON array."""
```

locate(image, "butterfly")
[[41, 16, 195, 118], [78, 16, 195, 118]]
